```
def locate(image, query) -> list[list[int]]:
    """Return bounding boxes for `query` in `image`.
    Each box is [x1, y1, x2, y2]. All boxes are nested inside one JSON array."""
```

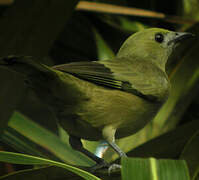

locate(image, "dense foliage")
[[0, 0, 199, 179]]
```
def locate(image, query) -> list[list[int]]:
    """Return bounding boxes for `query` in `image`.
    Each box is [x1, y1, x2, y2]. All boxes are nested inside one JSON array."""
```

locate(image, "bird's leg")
[[102, 126, 127, 173], [102, 125, 126, 157], [69, 135, 109, 171], [106, 140, 127, 173], [107, 141, 127, 157]]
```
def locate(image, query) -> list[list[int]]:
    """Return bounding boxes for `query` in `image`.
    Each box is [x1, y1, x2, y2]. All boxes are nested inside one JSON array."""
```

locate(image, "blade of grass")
[[121, 157, 190, 180], [180, 130, 199, 179], [1, 127, 46, 158], [0, 151, 100, 180], [93, 27, 115, 60], [7, 111, 94, 166], [0, 0, 13, 5], [0, 69, 26, 135], [76, 1, 196, 25], [125, 120, 199, 159], [0, 166, 85, 180]]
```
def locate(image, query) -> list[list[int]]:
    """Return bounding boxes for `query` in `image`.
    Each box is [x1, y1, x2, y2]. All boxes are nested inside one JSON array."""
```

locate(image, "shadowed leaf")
[[0, 151, 99, 180], [122, 157, 190, 180]]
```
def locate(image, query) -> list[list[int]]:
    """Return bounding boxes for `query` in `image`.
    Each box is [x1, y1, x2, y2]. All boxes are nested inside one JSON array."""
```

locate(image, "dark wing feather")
[[53, 60, 169, 102], [53, 61, 123, 89]]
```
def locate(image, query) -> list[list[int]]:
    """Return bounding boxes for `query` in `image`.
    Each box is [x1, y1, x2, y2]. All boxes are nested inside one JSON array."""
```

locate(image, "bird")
[[0, 28, 193, 171]]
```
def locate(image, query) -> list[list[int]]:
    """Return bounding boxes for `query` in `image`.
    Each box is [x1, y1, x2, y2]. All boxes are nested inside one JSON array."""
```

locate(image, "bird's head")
[[117, 28, 194, 71]]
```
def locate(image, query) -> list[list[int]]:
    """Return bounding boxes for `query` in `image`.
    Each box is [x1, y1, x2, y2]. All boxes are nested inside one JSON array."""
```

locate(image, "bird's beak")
[[168, 32, 194, 45]]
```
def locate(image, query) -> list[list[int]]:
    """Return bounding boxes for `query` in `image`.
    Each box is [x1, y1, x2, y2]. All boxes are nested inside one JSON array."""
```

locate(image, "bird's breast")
[[64, 83, 163, 140], [32, 72, 166, 141]]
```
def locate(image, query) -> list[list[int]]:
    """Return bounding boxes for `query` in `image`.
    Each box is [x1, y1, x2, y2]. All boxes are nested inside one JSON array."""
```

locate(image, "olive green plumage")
[[0, 28, 193, 170]]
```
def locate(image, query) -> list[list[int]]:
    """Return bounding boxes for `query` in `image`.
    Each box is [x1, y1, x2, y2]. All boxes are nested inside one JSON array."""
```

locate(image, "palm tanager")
[[0, 28, 193, 170]]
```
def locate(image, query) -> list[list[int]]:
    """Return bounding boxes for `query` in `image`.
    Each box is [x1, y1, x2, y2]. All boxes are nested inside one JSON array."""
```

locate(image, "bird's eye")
[[155, 33, 164, 43]]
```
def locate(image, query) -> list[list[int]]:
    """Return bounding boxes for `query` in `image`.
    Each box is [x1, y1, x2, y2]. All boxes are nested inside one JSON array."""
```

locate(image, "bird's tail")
[[0, 56, 56, 78]]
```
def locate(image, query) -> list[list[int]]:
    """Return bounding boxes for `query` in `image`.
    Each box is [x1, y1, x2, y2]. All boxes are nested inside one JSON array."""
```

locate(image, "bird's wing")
[[53, 61, 124, 88], [53, 59, 168, 101]]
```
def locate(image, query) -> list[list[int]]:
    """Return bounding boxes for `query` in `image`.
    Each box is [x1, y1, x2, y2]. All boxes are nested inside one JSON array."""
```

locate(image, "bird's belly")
[[44, 74, 163, 141], [57, 84, 161, 141], [115, 102, 159, 139]]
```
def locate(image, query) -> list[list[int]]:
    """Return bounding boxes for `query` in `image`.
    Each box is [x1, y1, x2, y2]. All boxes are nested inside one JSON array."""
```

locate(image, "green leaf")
[[116, 16, 148, 32], [180, 130, 199, 179], [183, 0, 199, 20], [121, 157, 190, 180], [1, 127, 46, 158], [93, 27, 115, 60], [126, 120, 199, 159], [0, 166, 87, 180], [101, 15, 148, 33], [0, 68, 25, 135], [7, 112, 94, 166], [57, 125, 99, 161], [0, 151, 100, 180]]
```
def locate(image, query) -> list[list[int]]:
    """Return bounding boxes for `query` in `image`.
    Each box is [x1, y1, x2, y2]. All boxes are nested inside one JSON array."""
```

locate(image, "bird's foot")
[[89, 161, 121, 174], [108, 163, 121, 174], [89, 159, 109, 172]]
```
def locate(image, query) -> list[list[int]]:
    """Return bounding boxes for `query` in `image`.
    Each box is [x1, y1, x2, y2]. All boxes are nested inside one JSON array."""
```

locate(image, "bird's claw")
[[89, 161, 122, 175], [89, 160, 109, 172], [108, 164, 121, 174]]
